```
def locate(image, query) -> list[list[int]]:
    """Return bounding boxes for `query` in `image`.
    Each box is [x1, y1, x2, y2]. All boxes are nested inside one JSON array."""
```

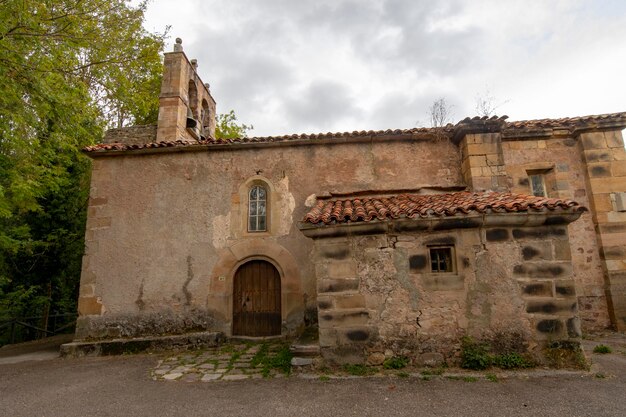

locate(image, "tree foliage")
[[0, 0, 166, 324], [215, 110, 254, 139]]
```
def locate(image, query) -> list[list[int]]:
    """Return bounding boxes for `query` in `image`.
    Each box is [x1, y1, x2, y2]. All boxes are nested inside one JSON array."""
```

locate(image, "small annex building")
[[68, 39, 626, 364]]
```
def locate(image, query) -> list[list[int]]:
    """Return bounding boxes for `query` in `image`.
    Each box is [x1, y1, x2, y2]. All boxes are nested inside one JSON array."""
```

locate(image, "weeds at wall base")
[[460, 336, 536, 371], [543, 340, 588, 370]]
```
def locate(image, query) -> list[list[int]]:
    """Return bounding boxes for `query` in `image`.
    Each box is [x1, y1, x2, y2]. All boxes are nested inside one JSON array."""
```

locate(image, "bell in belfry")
[[186, 107, 197, 128]]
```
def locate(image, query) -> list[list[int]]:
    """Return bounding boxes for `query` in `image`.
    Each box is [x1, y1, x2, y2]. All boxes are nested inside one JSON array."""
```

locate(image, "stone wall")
[[308, 216, 581, 365], [103, 125, 157, 145], [578, 130, 626, 331], [77, 137, 462, 340], [501, 135, 611, 331]]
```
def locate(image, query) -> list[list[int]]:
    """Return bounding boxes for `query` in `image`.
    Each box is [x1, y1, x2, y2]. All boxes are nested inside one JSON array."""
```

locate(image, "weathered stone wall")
[[78, 138, 463, 340], [578, 130, 626, 331], [103, 125, 157, 145], [311, 220, 580, 365], [460, 132, 507, 192], [501, 135, 613, 330]]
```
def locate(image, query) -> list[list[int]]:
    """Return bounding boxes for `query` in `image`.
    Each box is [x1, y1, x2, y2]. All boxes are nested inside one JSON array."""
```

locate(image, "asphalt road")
[[0, 337, 625, 417]]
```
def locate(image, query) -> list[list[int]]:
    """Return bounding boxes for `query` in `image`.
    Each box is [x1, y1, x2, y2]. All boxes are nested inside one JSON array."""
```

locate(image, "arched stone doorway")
[[232, 260, 281, 336]]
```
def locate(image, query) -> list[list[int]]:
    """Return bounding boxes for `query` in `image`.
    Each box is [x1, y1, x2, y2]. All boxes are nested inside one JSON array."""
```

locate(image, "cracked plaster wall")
[[77, 139, 461, 340]]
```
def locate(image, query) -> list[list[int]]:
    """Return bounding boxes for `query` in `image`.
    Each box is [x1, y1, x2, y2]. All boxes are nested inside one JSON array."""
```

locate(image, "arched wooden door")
[[233, 260, 281, 336]]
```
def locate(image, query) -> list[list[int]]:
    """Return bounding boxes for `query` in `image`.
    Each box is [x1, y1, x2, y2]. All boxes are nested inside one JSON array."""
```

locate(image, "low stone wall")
[[306, 216, 582, 366], [61, 331, 224, 357], [103, 125, 157, 145], [74, 308, 222, 341]]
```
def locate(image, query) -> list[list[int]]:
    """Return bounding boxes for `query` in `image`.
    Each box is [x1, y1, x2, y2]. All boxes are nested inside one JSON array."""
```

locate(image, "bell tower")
[[156, 38, 216, 142]]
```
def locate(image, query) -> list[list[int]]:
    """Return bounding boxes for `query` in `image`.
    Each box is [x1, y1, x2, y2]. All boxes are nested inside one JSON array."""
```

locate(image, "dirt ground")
[[0, 333, 625, 417]]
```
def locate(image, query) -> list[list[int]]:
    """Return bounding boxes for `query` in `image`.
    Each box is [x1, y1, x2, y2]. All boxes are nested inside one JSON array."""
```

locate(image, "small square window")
[[429, 247, 454, 273], [528, 174, 546, 197]]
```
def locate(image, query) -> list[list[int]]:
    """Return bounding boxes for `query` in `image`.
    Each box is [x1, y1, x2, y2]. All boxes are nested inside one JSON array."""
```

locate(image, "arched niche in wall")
[[201, 99, 210, 139], [187, 79, 198, 121]]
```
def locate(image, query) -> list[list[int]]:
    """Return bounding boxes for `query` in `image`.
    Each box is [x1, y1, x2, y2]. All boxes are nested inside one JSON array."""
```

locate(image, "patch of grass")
[[270, 345, 294, 375], [343, 364, 376, 376], [383, 356, 409, 370], [397, 372, 409, 378], [460, 336, 491, 370], [251, 342, 293, 378], [463, 376, 478, 382], [493, 353, 534, 369], [319, 375, 330, 382], [421, 368, 444, 376], [485, 373, 498, 382], [251, 343, 269, 367], [421, 375, 433, 381], [461, 336, 536, 370], [445, 375, 462, 381], [229, 351, 242, 365], [595, 372, 606, 379], [202, 359, 219, 367], [593, 344, 612, 354], [219, 345, 236, 354]]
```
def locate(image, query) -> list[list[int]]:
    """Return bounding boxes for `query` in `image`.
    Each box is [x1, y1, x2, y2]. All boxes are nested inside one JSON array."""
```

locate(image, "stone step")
[[290, 356, 315, 367], [290, 344, 320, 357]]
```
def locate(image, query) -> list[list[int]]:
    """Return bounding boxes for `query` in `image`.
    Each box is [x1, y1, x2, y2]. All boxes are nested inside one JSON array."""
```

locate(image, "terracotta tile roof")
[[83, 112, 626, 154], [503, 112, 626, 131], [83, 127, 443, 153], [302, 191, 585, 225]]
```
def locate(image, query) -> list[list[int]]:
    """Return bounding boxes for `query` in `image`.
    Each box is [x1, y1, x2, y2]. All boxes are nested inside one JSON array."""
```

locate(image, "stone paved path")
[[152, 341, 292, 382], [152, 333, 626, 383]]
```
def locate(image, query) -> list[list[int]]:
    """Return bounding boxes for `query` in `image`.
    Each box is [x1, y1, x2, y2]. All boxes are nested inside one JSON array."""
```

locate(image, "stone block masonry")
[[79, 45, 626, 361], [306, 215, 583, 366], [460, 133, 507, 192], [580, 131, 626, 330]]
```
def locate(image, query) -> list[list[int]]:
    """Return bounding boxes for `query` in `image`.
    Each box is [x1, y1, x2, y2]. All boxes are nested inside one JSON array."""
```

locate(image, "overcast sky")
[[143, 0, 626, 137]]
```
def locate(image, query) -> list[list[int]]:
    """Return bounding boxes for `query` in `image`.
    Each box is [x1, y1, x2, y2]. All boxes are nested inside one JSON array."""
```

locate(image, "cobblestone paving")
[[152, 342, 291, 382]]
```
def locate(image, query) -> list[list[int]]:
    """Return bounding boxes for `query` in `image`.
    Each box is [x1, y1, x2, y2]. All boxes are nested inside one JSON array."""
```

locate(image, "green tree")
[[0, 0, 166, 331], [215, 110, 254, 139]]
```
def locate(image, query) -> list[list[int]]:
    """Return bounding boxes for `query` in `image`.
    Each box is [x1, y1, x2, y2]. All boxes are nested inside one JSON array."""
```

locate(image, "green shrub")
[[383, 356, 409, 370], [460, 336, 491, 370], [493, 353, 534, 369], [593, 345, 612, 354], [342, 364, 375, 376]]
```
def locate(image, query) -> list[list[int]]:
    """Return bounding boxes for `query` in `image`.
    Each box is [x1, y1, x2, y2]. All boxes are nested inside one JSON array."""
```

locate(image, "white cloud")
[[143, 0, 626, 136]]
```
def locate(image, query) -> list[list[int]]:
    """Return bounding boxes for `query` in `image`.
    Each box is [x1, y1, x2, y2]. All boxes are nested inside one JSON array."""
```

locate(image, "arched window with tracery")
[[248, 185, 267, 232]]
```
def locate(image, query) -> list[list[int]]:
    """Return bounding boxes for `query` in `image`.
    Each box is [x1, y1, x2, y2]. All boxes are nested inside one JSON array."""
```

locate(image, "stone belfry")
[[156, 38, 217, 142]]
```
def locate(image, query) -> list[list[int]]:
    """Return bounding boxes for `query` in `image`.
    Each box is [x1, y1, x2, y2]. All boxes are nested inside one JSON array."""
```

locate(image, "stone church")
[[69, 39, 626, 364]]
